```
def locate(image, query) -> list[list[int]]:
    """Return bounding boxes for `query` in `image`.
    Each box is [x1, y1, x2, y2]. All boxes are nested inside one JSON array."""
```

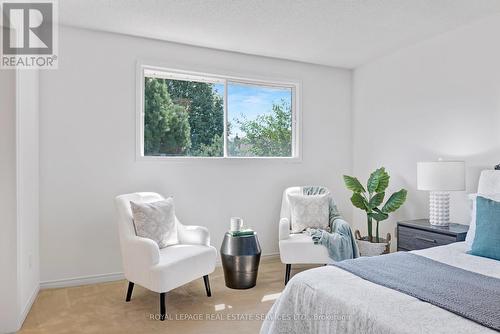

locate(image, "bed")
[[260, 242, 500, 334]]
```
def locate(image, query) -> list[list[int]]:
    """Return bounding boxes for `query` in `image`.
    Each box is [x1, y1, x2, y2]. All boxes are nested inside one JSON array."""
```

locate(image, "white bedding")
[[261, 242, 500, 334]]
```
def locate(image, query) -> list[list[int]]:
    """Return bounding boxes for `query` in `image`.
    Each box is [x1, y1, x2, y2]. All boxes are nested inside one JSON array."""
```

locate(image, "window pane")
[[143, 76, 224, 157], [227, 82, 293, 157]]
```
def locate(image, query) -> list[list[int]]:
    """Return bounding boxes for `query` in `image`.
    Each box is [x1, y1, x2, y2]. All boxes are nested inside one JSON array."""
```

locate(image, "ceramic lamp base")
[[429, 191, 450, 226]]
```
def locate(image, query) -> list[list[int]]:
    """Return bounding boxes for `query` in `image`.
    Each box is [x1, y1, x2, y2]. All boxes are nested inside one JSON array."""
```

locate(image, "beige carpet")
[[19, 258, 319, 334]]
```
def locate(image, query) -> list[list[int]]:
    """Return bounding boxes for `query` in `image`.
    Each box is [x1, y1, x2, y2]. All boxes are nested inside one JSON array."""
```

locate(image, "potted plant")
[[343, 167, 407, 256]]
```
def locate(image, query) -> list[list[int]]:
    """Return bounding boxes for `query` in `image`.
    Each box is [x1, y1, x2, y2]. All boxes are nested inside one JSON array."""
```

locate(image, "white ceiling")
[[59, 0, 500, 68]]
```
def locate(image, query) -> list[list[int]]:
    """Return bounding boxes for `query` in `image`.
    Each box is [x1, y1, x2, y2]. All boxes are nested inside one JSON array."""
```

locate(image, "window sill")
[[135, 155, 303, 164]]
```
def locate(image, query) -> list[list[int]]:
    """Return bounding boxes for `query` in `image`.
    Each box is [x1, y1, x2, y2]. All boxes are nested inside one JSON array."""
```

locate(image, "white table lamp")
[[417, 160, 465, 226]]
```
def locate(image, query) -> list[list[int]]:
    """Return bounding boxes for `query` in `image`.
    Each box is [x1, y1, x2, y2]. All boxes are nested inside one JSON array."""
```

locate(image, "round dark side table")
[[220, 232, 261, 289]]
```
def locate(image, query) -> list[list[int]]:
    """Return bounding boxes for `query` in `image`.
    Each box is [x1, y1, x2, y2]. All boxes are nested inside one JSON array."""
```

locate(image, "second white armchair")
[[115, 192, 217, 321], [279, 186, 350, 284]]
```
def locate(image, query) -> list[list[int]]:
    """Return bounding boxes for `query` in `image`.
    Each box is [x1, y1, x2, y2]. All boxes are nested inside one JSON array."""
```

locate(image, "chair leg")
[[203, 275, 212, 297], [285, 264, 291, 285], [125, 282, 134, 302], [159, 292, 166, 321]]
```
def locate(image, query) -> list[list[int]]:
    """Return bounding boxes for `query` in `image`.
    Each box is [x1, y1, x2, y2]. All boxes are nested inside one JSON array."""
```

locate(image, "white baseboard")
[[40, 272, 125, 290], [40, 252, 281, 290], [263, 252, 281, 259], [17, 284, 40, 331]]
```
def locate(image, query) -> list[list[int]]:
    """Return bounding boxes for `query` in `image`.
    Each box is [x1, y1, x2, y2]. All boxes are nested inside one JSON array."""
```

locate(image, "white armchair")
[[115, 192, 217, 320], [279, 187, 346, 284]]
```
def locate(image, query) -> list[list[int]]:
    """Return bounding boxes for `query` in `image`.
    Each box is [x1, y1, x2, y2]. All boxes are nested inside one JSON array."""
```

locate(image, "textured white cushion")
[[465, 193, 500, 250], [150, 244, 217, 293], [287, 192, 329, 233], [131, 198, 178, 248], [279, 233, 333, 264]]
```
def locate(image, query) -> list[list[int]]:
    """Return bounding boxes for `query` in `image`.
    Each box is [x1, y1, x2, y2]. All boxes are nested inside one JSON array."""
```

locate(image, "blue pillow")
[[467, 196, 500, 260]]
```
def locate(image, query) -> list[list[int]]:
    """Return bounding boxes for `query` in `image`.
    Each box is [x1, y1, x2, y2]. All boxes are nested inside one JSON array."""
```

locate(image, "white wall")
[[0, 62, 19, 334], [17, 69, 40, 325], [352, 14, 500, 242], [0, 64, 39, 332], [39, 27, 353, 283]]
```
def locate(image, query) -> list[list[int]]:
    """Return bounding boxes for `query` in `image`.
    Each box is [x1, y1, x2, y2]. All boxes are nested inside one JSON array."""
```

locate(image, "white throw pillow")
[[287, 192, 329, 233], [465, 193, 500, 250], [130, 198, 178, 248]]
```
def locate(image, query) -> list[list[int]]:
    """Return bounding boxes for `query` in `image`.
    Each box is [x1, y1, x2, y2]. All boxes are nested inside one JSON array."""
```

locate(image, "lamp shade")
[[417, 161, 465, 191]]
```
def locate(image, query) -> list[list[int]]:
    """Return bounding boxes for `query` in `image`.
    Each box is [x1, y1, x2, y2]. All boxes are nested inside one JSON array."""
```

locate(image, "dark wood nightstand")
[[397, 219, 469, 251]]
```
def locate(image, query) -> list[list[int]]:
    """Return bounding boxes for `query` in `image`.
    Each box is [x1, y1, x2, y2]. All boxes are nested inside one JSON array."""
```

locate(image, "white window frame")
[[136, 62, 301, 162]]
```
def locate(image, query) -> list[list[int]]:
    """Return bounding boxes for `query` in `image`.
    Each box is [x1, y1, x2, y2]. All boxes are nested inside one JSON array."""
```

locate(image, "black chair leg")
[[285, 264, 291, 285], [203, 275, 212, 297], [160, 292, 166, 321], [125, 282, 134, 302]]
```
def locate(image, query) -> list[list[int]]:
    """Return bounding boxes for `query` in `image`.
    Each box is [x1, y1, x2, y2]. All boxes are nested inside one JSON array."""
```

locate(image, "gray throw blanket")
[[333, 252, 500, 331], [302, 186, 359, 261]]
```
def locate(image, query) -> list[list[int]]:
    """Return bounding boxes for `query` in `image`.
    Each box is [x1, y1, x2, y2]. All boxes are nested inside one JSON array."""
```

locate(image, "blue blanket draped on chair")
[[302, 186, 359, 261]]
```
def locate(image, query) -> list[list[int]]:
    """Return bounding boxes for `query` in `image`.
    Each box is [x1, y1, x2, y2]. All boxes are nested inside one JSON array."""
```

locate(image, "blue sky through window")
[[211, 82, 292, 139], [227, 83, 291, 138]]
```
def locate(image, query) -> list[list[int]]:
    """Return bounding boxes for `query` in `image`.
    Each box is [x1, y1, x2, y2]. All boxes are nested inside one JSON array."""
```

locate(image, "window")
[[227, 82, 293, 157], [138, 65, 299, 159]]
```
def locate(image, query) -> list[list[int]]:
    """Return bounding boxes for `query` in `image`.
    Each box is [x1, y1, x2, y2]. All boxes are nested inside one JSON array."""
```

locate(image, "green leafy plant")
[[343, 168, 407, 243]]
